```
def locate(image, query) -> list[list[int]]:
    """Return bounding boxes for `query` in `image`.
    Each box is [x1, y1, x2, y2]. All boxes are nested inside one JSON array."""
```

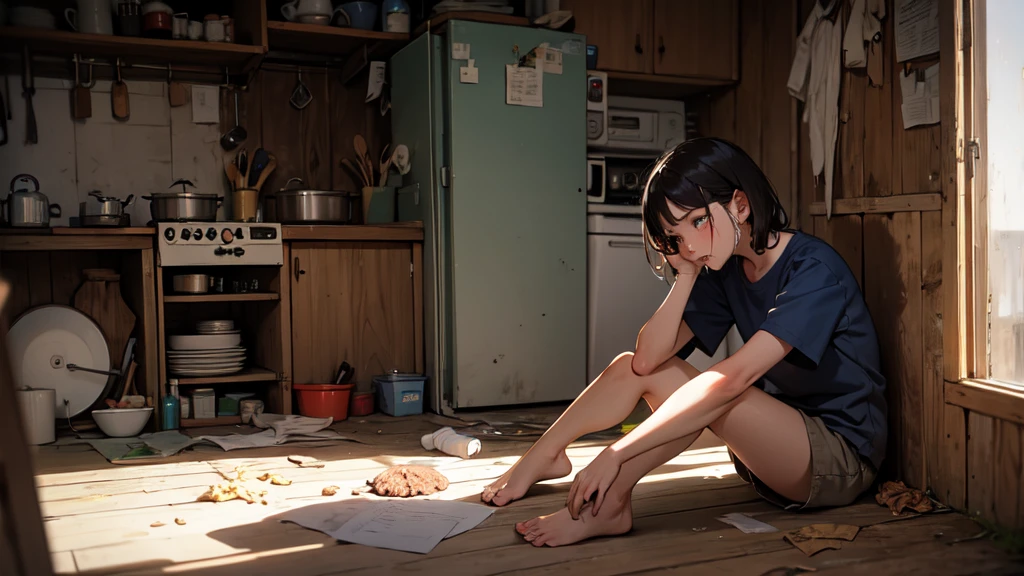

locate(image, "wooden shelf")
[[283, 222, 424, 242], [604, 71, 735, 99], [180, 416, 242, 428], [266, 21, 408, 56], [173, 367, 278, 385], [0, 235, 152, 251], [164, 293, 281, 303], [0, 26, 265, 72]]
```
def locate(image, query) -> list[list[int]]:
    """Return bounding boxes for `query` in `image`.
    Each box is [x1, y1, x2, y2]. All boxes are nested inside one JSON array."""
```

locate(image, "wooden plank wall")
[[232, 66, 390, 221], [692, 0, 1022, 529]]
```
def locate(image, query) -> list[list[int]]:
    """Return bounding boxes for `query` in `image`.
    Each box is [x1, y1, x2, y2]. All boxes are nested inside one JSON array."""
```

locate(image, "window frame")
[[946, 0, 1024, 421]]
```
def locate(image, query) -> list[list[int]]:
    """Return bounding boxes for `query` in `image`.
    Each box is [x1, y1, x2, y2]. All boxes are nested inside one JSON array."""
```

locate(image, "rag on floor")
[[783, 523, 860, 556], [875, 480, 934, 515], [421, 426, 482, 459]]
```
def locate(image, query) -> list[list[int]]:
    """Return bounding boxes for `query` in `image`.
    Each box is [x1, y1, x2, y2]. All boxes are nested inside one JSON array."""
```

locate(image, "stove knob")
[[235, 227, 244, 240], [180, 227, 191, 240], [206, 227, 217, 241], [221, 228, 234, 244], [233, 247, 245, 257], [192, 229, 202, 241], [163, 228, 176, 242]]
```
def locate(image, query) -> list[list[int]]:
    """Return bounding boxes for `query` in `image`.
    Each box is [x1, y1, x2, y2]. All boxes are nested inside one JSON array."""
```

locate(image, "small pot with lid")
[[79, 190, 134, 227], [143, 179, 223, 222], [268, 177, 353, 224]]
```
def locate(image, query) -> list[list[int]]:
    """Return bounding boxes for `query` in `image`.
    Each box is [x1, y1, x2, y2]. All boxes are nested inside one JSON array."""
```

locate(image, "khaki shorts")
[[728, 410, 877, 510]]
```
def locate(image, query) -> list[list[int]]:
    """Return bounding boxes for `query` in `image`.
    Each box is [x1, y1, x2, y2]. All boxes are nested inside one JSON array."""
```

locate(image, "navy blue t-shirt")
[[677, 230, 887, 470]]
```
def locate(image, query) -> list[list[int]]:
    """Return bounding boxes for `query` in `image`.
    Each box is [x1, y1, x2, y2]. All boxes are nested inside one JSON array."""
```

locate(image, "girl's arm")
[[632, 271, 698, 376]]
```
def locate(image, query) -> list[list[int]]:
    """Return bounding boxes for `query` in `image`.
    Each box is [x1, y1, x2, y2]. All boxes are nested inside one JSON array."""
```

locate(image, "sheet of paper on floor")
[[716, 512, 779, 534], [280, 499, 494, 554]]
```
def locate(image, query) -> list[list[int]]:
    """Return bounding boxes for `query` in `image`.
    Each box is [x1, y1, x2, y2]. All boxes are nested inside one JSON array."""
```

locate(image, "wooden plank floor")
[[29, 411, 1024, 575]]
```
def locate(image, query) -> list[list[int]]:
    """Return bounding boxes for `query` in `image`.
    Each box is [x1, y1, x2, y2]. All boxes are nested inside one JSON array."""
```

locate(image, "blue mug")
[[338, 1, 376, 30]]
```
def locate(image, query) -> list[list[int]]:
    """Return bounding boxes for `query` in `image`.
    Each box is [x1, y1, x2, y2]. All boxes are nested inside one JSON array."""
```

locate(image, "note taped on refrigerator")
[[452, 42, 470, 60], [506, 64, 543, 107]]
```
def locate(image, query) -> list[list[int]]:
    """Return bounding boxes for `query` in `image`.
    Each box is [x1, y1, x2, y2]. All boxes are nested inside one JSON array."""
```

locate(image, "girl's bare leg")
[[516, 372, 813, 547], [483, 352, 700, 506]]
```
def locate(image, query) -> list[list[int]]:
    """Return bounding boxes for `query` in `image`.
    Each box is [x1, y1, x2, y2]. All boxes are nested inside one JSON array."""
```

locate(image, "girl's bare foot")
[[514, 497, 633, 547], [481, 450, 572, 506]]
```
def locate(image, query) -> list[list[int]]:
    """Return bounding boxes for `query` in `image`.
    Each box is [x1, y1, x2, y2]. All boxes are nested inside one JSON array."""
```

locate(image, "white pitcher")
[[67, 0, 114, 34]]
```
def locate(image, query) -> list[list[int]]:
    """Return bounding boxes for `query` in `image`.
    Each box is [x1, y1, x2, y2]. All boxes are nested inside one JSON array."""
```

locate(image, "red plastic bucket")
[[294, 383, 354, 420]]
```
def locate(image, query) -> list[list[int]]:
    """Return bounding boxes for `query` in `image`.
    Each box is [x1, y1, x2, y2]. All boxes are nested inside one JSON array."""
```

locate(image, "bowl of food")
[[91, 407, 153, 438]]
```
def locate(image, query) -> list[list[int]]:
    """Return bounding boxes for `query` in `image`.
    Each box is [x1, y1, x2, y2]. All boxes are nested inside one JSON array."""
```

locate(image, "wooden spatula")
[[71, 56, 91, 120], [111, 59, 129, 121]]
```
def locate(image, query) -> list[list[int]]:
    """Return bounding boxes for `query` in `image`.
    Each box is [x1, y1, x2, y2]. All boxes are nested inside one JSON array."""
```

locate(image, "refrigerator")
[[390, 20, 587, 412]]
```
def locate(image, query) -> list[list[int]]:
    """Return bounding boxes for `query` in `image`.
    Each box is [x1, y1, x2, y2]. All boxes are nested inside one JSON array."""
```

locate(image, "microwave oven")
[[588, 95, 686, 154]]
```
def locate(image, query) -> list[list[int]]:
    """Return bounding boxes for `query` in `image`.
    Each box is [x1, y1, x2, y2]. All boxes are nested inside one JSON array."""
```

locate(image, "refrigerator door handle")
[[608, 240, 645, 249]]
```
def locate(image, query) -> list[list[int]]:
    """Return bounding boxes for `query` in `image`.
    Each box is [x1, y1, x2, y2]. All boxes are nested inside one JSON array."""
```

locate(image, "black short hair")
[[641, 137, 789, 264]]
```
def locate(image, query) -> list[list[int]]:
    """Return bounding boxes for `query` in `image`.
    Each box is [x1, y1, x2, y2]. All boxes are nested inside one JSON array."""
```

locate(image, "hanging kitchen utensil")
[[220, 89, 247, 150], [167, 65, 187, 107], [0, 79, 7, 146], [111, 58, 130, 120], [22, 45, 37, 144], [71, 54, 92, 120], [290, 69, 312, 110]]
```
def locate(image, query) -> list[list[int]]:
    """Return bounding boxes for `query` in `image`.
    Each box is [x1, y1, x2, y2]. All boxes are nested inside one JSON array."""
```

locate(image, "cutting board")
[[74, 269, 136, 368]]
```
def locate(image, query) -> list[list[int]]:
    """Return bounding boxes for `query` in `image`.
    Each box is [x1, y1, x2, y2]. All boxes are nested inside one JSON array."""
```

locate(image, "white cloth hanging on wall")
[[845, 0, 886, 86], [788, 4, 843, 219]]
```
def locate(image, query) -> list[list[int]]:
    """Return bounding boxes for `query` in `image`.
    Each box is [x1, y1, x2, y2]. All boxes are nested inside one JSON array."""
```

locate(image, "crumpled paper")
[[783, 523, 860, 556], [875, 480, 934, 515]]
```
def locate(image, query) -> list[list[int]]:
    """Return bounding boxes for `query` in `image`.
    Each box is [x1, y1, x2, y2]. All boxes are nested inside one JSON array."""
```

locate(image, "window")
[[974, 0, 1024, 385]]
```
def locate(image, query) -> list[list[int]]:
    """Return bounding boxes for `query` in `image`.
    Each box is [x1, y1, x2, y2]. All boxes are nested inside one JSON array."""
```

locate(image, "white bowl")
[[91, 408, 153, 438]]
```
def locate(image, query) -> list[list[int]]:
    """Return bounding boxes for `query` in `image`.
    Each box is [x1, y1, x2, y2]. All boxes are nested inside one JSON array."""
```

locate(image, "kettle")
[[2, 174, 61, 228]]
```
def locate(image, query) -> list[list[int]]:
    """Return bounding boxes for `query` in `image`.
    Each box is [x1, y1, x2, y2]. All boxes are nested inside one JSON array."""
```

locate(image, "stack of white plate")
[[167, 321, 245, 376]]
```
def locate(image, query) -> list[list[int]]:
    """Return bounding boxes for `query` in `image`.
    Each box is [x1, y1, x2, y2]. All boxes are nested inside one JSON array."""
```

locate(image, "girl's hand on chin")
[[665, 252, 700, 278]]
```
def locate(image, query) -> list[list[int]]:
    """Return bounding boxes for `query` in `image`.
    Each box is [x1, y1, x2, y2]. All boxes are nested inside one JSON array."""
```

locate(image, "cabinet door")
[[561, 0, 653, 74], [290, 242, 416, 385], [653, 0, 738, 80]]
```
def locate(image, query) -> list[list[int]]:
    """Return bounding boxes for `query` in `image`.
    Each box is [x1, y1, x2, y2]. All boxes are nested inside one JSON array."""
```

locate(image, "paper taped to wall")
[[899, 63, 939, 128], [895, 0, 939, 62]]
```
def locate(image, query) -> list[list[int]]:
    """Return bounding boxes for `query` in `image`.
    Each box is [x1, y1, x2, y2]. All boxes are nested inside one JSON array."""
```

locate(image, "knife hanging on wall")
[[22, 45, 37, 144]]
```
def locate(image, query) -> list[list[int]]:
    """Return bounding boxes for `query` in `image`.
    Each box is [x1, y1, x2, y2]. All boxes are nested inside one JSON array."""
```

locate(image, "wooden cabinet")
[[561, 0, 653, 74], [653, 0, 738, 81], [289, 241, 419, 386], [564, 0, 738, 83]]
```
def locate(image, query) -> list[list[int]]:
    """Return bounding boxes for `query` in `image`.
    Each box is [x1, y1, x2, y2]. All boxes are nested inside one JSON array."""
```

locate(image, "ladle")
[[220, 90, 247, 151]]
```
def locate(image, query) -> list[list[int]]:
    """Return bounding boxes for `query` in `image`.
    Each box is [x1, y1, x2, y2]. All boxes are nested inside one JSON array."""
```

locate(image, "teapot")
[[2, 174, 61, 228]]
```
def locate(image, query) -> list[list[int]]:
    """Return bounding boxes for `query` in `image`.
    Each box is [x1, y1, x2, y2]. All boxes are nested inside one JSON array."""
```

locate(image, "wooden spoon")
[[354, 135, 373, 186], [342, 158, 368, 188], [252, 155, 277, 192]]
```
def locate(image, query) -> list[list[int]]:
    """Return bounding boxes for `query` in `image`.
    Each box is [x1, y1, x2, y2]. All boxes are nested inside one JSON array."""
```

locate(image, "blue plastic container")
[[374, 373, 426, 416]]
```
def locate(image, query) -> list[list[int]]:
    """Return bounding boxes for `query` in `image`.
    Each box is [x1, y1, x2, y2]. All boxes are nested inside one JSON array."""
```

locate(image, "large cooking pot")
[[143, 179, 222, 222], [270, 178, 352, 223]]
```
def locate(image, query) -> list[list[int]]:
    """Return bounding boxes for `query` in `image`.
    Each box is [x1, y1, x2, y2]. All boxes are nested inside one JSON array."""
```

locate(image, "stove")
[[156, 222, 284, 267]]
